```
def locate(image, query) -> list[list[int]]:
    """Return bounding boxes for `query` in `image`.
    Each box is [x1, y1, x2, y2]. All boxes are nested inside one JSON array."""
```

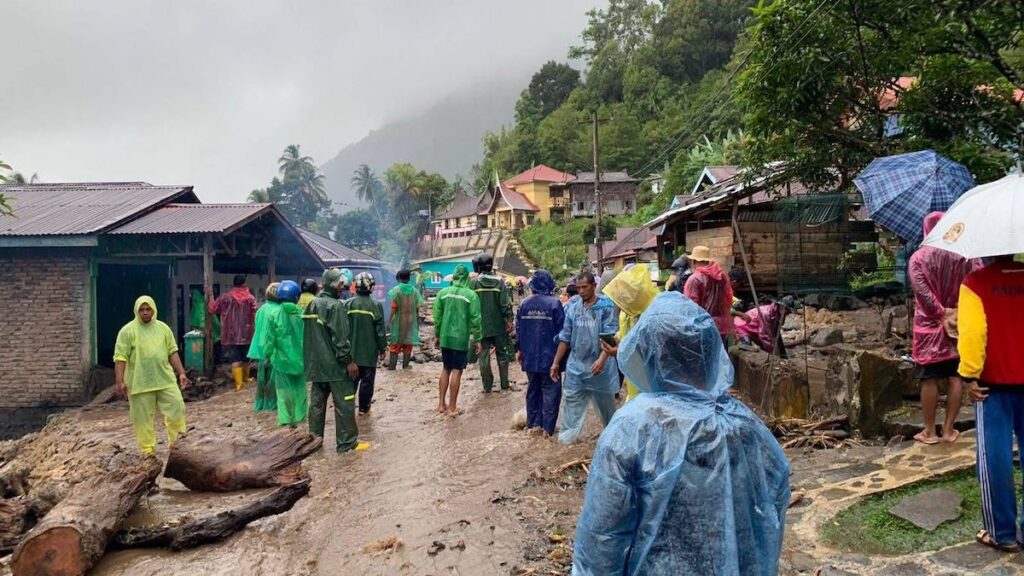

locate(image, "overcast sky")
[[0, 0, 601, 202]]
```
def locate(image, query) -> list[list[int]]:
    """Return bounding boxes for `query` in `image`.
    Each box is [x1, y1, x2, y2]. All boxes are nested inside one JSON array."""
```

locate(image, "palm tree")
[[351, 164, 381, 204], [7, 172, 39, 184], [278, 145, 315, 180]]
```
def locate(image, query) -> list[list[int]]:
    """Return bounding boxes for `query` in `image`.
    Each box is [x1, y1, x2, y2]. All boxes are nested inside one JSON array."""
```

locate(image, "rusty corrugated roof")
[[109, 203, 270, 235], [0, 182, 196, 236]]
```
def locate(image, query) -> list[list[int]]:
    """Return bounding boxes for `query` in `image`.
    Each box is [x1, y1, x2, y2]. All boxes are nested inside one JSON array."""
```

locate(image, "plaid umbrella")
[[854, 150, 975, 244]]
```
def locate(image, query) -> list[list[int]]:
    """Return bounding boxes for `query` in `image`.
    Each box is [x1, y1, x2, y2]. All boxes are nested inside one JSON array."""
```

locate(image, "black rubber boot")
[[402, 352, 412, 369], [498, 362, 511, 391], [387, 352, 398, 371]]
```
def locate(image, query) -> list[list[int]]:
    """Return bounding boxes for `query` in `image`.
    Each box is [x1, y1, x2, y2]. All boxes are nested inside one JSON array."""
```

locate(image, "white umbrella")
[[920, 172, 1024, 259]]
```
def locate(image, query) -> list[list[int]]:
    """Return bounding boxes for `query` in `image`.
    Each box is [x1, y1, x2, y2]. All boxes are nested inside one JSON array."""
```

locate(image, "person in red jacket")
[[958, 254, 1024, 552], [207, 274, 257, 390], [683, 245, 734, 345]]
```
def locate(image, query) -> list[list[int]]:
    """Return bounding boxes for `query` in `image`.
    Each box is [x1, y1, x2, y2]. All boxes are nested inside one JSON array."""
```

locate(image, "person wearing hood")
[[909, 211, 979, 445], [304, 268, 367, 452], [387, 269, 424, 370], [471, 253, 514, 392], [114, 296, 190, 455], [549, 271, 620, 444], [601, 265, 659, 402], [573, 292, 790, 575], [248, 282, 281, 412], [433, 265, 482, 417], [207, 274, 258, 390], [683, 246, 735, 344], [734, 296, 796, 357], [264, 280, 307, 426], [516, 269, 565, 436]]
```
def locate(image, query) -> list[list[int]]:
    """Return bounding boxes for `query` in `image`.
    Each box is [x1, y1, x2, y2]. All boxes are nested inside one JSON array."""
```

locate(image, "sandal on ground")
[[913, 431, 940, 445], [942, 429, 961, 443], [976, 529, 1021, 552]]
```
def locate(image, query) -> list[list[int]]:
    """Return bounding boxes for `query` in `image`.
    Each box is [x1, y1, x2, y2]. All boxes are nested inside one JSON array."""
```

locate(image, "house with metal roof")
[[484, 179, 540, 231], [0, 182, 323, 435], [431, 192, 490, 239], [502, 164, 575, 223], [569, 171, 639, 218], [645, 164, 877, 294]]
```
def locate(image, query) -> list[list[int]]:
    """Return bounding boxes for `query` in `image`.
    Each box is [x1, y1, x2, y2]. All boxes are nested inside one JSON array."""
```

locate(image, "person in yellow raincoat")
[[601, 265, 659, 401], [114, 295, 190, 455]]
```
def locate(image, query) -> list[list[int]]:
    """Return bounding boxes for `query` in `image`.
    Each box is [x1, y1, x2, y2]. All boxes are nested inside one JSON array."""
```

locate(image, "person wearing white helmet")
[[348, 272, 387, 415]]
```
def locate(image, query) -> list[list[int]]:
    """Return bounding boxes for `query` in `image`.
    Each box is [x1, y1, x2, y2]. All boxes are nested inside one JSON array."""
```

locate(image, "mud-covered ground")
[[2, 361, 604, 576]]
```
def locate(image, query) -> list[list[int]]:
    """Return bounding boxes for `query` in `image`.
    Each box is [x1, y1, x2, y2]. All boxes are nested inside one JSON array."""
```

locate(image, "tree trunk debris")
[[769, 415, 855, 449], [10, 457, 161, 576], [165, 427, 322, 492], [112, 479, 311, 550]]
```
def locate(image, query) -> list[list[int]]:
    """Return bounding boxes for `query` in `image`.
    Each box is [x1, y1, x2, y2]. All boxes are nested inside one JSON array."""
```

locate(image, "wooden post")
[[203, 234, 214, 376], [592, 109, 604, 271], [268, 241, 277, 283], [731, 201, 760, 309]]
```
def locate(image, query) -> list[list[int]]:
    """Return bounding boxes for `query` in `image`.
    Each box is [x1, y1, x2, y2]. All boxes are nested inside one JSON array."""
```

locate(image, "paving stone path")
[[783, 431, 1024, 575]]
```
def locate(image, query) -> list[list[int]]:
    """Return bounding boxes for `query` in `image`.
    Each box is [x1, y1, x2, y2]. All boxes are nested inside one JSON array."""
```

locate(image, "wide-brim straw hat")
[[687, 245, 713, 262]]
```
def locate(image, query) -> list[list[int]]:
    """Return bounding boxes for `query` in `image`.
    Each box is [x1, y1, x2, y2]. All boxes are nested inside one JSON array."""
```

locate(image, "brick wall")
[[0, 250, 92, 409]]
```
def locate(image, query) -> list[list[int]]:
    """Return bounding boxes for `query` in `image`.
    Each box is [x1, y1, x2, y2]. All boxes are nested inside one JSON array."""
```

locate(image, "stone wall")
[[0, 249, 92, 410]]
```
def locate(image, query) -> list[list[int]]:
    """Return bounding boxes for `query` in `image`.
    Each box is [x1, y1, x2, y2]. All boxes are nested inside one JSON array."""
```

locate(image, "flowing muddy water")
[[89, 362, 601, 575]]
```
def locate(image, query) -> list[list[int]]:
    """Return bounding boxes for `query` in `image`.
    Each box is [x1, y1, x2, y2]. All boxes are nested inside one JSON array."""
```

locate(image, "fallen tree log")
[[10, 457, 161, 576], [165, 427, 322, 492], [112, 479, 311, 550], [0, 497, 31, 554]]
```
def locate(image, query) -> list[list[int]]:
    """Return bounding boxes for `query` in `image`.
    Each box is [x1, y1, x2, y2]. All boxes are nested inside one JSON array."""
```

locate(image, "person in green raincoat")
[[601, 265, 659, 402], [304, 268, 368, 452], [387, 269, 423, 370], [471, 253, 515, 392], [349, 272, 387, 415], [263, 280, 307, 426], [114, 295, 189, 455], [247, 282, 280, 412], [433, 265, 482, 417]]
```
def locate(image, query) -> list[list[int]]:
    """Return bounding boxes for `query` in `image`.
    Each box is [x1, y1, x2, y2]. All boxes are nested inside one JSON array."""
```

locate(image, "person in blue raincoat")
[[516, 269, 565, 436], [549, 271, 619, 444], [572, 291, 790, 576]]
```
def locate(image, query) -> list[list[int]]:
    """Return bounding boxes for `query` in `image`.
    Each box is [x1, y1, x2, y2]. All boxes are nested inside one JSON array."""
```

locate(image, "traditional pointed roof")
[[486, 172, 539, 213]]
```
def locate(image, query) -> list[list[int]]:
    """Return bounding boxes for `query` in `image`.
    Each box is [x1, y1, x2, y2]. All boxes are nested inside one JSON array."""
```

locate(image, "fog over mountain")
[[0, 1, 601, 202], [320, 77, 522, 209]]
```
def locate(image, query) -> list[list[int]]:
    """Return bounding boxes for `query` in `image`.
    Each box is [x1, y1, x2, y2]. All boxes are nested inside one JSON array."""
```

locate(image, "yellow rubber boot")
[[233, 366, 244, 391]]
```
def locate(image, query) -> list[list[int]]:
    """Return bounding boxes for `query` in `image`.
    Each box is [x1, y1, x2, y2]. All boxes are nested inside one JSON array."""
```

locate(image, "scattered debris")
[[512, 409, 528, 430], [770, 416, 856, 450], [362, 535, 404, 556], [427, 540, 446, 555]]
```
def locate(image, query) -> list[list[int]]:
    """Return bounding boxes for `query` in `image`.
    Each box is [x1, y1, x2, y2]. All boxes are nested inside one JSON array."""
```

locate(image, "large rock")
[[888, 488, 962, 531], [831, 349, 916, 437], [729, 349, 809, 419], [810, 327, 845, 347]]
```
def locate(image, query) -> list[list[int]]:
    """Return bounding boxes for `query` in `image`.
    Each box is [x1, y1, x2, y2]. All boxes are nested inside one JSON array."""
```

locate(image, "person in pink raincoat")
[[734, 296, 796, 357], [909, 211, 980, 445]]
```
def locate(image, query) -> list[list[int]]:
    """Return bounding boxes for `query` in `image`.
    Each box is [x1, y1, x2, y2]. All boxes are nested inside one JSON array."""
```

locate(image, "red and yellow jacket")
[[958, 260, 1024, 385]]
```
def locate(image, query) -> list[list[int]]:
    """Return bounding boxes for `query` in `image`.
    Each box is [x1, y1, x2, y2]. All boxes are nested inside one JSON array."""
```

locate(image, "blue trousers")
[[558, 387, 617, 445], [976, 390, 1024, 546], [526, 372, 562, 436]]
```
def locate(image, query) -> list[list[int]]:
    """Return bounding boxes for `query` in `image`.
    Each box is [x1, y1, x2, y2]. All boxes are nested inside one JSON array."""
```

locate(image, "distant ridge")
[[320, 77, 523, 212]]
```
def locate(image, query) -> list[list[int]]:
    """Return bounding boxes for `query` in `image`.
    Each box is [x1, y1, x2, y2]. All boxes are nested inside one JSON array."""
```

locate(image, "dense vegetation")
[[492, 0, 1021, 272]]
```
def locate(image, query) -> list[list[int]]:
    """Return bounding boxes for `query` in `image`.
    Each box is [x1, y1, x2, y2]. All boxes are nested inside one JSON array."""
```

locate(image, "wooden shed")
[[647, 167, 878, 293]]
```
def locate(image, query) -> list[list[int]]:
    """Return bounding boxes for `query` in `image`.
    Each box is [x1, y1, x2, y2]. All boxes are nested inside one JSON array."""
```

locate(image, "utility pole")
[[591, 109, 603, 272]]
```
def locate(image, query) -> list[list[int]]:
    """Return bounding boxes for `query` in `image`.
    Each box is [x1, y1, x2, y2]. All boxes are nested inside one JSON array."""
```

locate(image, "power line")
[[631, 0, 841, 179]]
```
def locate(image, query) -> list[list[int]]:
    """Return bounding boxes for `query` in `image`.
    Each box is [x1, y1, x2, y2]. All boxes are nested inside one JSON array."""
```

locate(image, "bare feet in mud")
[[438, 403, 448, 414], [447, 407, 463, 418]]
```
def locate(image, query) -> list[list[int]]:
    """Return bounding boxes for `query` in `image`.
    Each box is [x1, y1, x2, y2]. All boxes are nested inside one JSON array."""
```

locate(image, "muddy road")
[[78, 362, 597, 576]]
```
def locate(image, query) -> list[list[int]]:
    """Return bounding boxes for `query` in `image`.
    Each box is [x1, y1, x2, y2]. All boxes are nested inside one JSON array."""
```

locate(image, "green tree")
[[332, 209, 380, 250], [737, 0, 1023, 188], [652, 0, 756, 84], [350, 164, 382, 204], [6, 172, 39, 184], [0, 158, 12, 216], [275, 145, 330, 227], [527, 61, 582, 117]]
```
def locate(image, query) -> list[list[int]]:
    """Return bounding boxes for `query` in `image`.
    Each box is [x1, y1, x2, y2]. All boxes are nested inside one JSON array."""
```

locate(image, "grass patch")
[[820, 468, 1023, 555]]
